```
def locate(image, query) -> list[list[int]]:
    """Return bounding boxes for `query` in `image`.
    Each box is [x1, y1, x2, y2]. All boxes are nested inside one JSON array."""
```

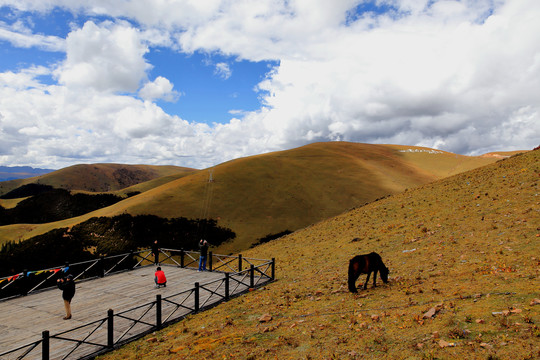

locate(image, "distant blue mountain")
[[0, 166, 55, 181]]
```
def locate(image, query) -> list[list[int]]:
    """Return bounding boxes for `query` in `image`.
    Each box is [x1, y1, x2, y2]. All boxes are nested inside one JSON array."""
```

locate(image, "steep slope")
[[0, 164, 196, 196], [96, 142, 504, 252], [99, 149, 539, 360]]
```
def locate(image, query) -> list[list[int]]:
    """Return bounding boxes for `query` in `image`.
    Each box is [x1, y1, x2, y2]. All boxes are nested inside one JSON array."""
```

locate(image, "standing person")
[[154, 267, 167, 288], [57, 274, 75, 320], [151, 240, 160, 265], [198, 239, 209, 271]]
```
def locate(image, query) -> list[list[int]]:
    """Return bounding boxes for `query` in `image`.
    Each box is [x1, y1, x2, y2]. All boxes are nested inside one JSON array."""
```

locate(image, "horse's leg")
[[348, 272, 360, 293], [372, 270, 378, 287], [363, 272, 371, 290], [348, 264, 360, 293]]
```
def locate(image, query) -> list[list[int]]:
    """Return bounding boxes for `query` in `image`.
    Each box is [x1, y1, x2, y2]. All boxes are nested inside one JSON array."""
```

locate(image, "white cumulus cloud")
[[139, 76, 179, 102], [0, 0, 539, 169], [56, 21, 150, 93], [214, 62, 232, 80]]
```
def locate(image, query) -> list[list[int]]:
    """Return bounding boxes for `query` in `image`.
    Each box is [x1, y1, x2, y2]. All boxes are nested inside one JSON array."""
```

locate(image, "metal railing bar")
[[242, 256, 270, 263], [72, 261, 99, 282], [51, 335, 106, 349], [52, 336, 106, 358], [212, 257, 237, 272], [52, 320, 108, 360], [185, 252, 199, 262], [115, 300, 156, 315], [213, 254, 237, 259], [162, 288, 195, 302], [253, 264, 271, 278], [162, 290, 196, 314], [115, 304, 156, 343], [53, 318, 107, 337], [199, 279, 226, 308], [104, 253, 131, 275], [0, 339, 41, 358], [115, 314, 155, 330], [229, 273, 249, 294], [1, 278, 16, 290], [161, 304, 189, 323], [133, 252, 153, 268], [162, 301, 194, 316], [161, 299, 195, 323], [69, 258, 99, 267], [157, 250, 181, 267], [27, 270, 60, 294]]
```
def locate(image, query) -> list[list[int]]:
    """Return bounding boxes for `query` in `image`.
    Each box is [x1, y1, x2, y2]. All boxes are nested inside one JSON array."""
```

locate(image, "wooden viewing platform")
[[0, 261, 272, 360]]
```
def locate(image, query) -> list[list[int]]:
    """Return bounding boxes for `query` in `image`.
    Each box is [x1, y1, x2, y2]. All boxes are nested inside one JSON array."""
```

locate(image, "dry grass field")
[[96, 149, 539, 360]]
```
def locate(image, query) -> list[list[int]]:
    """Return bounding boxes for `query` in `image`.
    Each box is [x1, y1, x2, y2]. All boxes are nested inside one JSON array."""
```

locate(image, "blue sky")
[[144, 50, 277, 124], [0, 1, 539, 169], [0, 5, 276, 125]]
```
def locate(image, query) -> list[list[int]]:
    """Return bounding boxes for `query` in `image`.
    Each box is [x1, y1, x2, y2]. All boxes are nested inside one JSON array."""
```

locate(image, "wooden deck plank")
[[0, 266, 252, 360]]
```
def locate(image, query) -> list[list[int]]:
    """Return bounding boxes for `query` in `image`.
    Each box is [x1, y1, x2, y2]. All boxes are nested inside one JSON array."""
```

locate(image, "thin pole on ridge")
[[196, 168, 215, 242]]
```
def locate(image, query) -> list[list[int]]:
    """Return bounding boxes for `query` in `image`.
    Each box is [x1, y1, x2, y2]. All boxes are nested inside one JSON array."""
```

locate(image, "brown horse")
[[348, 252, 389, 293]]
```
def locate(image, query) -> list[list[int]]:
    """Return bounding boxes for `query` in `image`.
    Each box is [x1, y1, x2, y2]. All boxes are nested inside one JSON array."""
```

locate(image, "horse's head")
[[380, 265, 389, 283]]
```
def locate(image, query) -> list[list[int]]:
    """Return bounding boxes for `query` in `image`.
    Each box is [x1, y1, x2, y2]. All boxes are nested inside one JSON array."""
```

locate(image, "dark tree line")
[[0, 186, 124, 225], [0, 214, 236, 277]]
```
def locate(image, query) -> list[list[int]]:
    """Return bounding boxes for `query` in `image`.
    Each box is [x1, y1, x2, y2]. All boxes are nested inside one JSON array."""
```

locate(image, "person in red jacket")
[[154, 267, 167, 288]]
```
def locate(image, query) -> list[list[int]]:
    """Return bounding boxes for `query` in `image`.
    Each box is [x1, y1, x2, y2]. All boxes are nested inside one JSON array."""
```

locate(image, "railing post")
[[238, 254, 242, 272], [99, 257, 105, 278], [156, 295, 162, 329], [21, 269, 28, 296], [209, 251, 213, 272], [271, 258, 275, 280], [250, 265, 254, 289], [225, 273, 230, 300], [129, 250, 134, 270], [180, 249, 185, 268], [194, 282, 199, 312], [107, 309, 114, 348], [42, 331, 49, 360]]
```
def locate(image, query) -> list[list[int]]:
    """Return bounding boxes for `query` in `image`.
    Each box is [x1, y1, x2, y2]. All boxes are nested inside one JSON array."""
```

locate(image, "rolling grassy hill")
[[0, 163, 195, 196], [97, 148, 539, 360], [0, 142, 512, 252]]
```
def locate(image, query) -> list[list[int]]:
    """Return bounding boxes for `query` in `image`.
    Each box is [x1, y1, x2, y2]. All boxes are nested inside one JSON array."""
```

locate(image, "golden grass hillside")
[[0, 142, 507, 251], [70, 142, 506, 253], [98, 149, 539, 360], [0, 163, 195, 196]]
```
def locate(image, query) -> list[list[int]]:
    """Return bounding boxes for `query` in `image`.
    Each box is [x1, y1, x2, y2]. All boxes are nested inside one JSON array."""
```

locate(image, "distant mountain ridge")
[[0, 163, 196, 196], [0, 166, 55, 181]]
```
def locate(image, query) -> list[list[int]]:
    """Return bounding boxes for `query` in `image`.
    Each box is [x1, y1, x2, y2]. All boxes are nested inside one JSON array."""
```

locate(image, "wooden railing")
[[0, 249, 275, 360]]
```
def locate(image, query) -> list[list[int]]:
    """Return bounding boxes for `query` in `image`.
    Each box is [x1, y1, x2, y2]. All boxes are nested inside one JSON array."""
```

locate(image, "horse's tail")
[[348, 257, 358, 293]]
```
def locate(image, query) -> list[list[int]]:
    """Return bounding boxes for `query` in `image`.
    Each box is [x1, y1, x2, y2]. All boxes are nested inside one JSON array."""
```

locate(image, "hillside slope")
[[0, 163, 196, 196], [0, 142, 505, 252], [99, 149, 539, 360], [91, 142, 505, 252]]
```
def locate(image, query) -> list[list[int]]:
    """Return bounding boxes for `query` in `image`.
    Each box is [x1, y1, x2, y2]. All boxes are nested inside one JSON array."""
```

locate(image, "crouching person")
[[154, 267, 167, 288]]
